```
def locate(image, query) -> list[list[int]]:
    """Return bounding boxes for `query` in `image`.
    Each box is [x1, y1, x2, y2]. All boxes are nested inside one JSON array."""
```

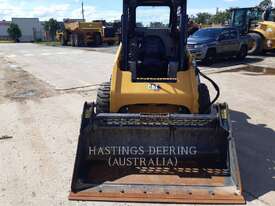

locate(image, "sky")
[[0, 0, 266, 21]]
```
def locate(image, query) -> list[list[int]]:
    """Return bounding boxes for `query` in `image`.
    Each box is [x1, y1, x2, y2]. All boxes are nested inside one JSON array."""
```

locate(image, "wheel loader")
[[69, 0, 245, 204], [231, 2, 275, 54]]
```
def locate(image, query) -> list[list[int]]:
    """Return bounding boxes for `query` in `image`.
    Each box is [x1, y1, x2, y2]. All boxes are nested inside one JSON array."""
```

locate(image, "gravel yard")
[[0, 43, 274, 206]]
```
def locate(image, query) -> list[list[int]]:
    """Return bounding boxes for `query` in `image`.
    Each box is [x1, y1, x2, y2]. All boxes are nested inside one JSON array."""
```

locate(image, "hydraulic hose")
[[198, 69, 220, 112]]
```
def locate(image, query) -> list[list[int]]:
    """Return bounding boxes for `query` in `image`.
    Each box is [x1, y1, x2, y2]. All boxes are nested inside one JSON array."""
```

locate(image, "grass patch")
[[35, 41, 61, 47], [0, 40, 14, 43]]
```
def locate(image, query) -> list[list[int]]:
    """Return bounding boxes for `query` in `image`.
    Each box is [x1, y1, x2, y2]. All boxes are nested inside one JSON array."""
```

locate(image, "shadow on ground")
[[230, 110, 275, 204], [198, 56, 264, 68], [210, 66, 275, 77], [79, 45, 118, 54], [264, 52, 275, 57]]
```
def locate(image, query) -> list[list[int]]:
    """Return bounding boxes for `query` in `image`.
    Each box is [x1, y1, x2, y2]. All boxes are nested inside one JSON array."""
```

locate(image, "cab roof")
[[126, 0, 185, 6]]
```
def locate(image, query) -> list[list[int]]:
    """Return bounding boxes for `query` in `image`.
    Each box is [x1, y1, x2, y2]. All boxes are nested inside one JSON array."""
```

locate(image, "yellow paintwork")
[[56, 31, 63, 41], [110, 45, 200, 114], [64, 22, 102, 37], [64, 21, 103, 31], [252, 21, 275, 49], [58, 21, 118, 45]]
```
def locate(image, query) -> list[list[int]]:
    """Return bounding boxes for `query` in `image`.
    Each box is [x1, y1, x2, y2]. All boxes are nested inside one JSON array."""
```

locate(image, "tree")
[[259, 0, 272, 9], [194, 12, 212, 25], [44, 18, 60, 41], [150, 22, 167, 28], [7, 23, 22, 42], [211, 10, 231, 25]]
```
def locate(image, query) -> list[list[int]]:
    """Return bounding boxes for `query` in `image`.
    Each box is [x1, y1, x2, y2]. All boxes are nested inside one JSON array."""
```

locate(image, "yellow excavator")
[[231, 1, 275, 54], [69, 0, 245, 204]]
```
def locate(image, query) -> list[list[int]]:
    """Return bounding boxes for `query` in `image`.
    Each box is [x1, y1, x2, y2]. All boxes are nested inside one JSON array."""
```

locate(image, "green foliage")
[[150, 22, 167, 28], [259, 0, 272, 9], [43, 18, 60, 41], [195, 12, 212, 24], [193, 9, 231, 25], [7, 23, 22, 41], [211, 10, 231, 25]]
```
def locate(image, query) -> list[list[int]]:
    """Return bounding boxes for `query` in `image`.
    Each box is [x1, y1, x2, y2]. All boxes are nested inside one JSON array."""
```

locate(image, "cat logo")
[[147, 83, 161, 91]]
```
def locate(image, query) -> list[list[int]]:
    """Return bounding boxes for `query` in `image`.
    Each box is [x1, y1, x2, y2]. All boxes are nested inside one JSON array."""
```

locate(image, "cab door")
[[216, 30, 232, 56], [228, 29, 240, 55]]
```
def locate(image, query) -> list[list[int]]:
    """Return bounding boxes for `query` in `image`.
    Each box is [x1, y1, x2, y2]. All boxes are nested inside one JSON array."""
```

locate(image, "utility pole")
[[81, 1, 85, 22]]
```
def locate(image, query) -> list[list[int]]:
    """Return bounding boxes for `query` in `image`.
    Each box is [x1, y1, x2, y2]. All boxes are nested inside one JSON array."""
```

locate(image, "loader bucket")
[[69, 103, 245, 204]]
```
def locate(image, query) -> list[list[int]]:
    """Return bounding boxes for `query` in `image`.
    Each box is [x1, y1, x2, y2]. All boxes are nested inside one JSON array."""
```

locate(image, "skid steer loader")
[[69, 0, 245, 204]]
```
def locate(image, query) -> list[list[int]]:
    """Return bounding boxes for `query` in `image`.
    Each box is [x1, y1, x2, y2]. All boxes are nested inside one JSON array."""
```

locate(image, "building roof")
[[12, 17, 39, 20]]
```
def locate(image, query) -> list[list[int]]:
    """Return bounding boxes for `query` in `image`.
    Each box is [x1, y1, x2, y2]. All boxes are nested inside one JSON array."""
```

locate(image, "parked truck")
[[58, 20, 119, 47], [188, 27, 250, 65]]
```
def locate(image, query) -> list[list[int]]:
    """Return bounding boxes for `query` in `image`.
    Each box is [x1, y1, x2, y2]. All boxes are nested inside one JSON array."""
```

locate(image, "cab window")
[[268, 9, 275, 21], [136, 6, 171, 28], [229, 30, 238, 39], [219, 31, 230, 41]]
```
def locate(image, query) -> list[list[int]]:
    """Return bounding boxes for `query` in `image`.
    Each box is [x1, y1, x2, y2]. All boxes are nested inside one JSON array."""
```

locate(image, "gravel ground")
[[0, 43, 274, 206]]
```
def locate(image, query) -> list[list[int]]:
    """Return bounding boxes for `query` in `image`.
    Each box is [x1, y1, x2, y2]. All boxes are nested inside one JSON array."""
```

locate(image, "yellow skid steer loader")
[[69, 0, 245, 204]]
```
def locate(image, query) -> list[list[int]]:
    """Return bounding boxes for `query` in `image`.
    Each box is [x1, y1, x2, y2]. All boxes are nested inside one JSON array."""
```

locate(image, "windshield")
[[267, 9, 275, 21], [232, 9, 249, 27], [136, 6, 170, 28], [232, 8, 275, 25], [192, 29, 222, 38]]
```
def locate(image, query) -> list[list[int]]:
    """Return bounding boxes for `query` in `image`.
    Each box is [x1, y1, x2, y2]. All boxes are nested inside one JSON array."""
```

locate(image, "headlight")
[[194, 44, 207, 49], [267, 28, 273, 33]]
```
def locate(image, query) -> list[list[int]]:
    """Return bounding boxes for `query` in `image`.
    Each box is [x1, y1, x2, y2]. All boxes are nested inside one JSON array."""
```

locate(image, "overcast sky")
[[0, 0, 264, 21]]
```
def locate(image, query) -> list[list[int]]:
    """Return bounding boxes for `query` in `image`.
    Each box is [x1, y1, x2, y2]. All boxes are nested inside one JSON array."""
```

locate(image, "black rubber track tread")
[[96, 82, 111, 114], [198, 83, 211, 114]]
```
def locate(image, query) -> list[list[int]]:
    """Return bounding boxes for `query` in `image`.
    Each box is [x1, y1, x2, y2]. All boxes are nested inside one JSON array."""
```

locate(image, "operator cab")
[[262, 7, 275, 21], [121, 0, 188, 81], [231, 7, 275, 34]]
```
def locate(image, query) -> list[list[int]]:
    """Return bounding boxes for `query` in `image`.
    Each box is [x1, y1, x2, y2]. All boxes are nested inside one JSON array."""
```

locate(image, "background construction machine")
[[231, 1, 275, 54], [69, 0, 245, 204], [58, 20, 119, 47]]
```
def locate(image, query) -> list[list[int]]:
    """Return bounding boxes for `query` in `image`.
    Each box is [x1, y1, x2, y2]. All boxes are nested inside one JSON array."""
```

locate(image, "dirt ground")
[[0, 57, 57, 104], [0, 44, 274, 206]]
